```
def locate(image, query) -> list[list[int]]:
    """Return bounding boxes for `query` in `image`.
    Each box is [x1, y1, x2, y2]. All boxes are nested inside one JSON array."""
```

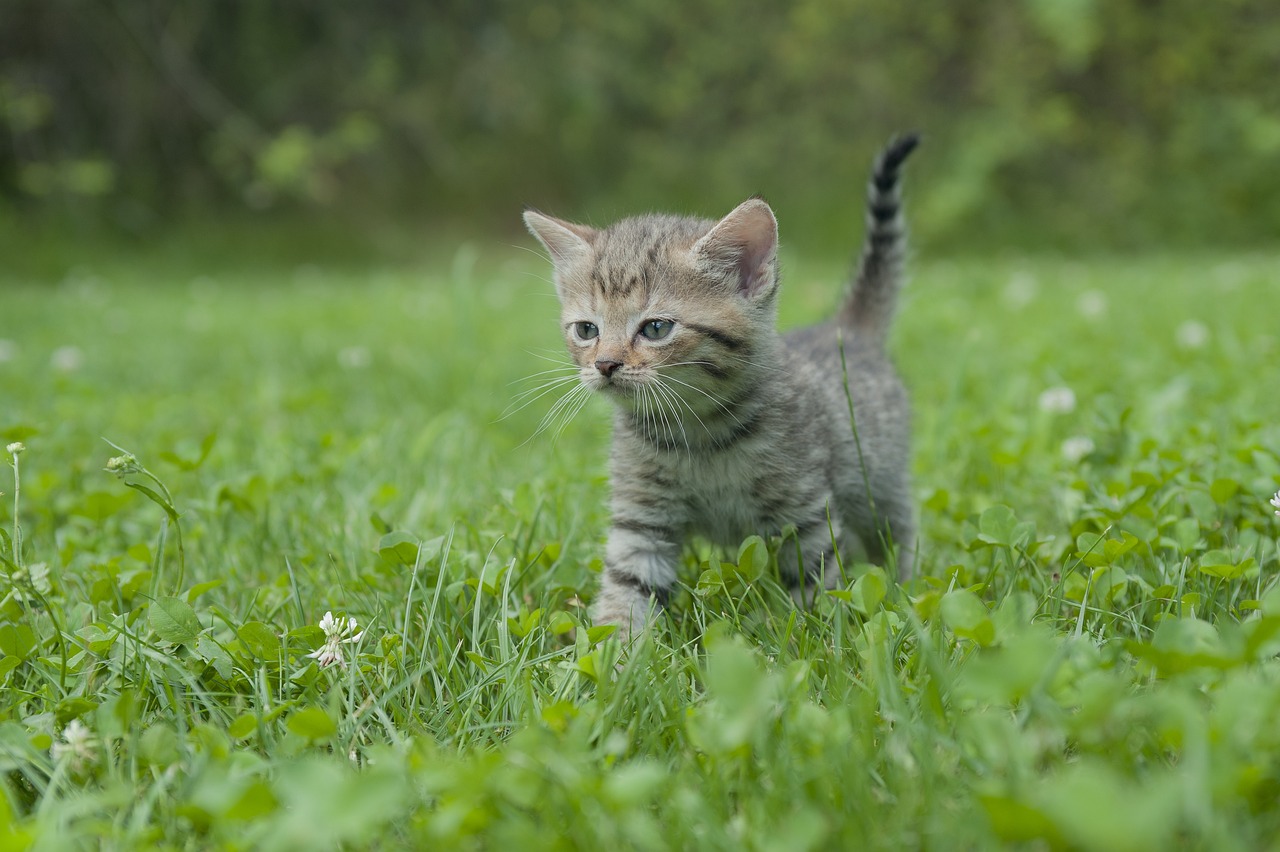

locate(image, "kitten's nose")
[[594, 359, 623, 378]]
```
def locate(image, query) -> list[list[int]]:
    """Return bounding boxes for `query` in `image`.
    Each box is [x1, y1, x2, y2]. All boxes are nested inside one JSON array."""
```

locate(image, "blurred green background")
[[2, 0, 1278, 261]]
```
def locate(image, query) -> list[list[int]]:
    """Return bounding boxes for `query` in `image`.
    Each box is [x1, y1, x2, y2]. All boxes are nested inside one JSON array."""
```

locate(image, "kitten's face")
[[525, 201, 780, 414]]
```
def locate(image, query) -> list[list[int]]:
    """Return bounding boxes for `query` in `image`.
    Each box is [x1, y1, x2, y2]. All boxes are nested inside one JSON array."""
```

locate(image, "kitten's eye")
[[640, 319, 674, 340], [574, 321, 599, 341]]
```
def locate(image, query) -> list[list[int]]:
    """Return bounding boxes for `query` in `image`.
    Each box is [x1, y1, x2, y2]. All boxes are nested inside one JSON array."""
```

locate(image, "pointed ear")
[[523, 210, 597, 269], [691, 198, 778, 300]]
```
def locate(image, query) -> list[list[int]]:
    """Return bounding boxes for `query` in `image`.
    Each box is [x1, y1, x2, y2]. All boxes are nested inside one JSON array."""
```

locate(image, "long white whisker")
[[641, 383, 657, 446], [551, 384, 594, 443], [659, 354, 784, 374], [524, 349, 576, 366], [649, 378, 690, 451], [526, 382, 589, 445], [500, 375, 582, 420], [509, 366, 579, 385], [653, 375, 713, 443], [655, 373, 743, 425]]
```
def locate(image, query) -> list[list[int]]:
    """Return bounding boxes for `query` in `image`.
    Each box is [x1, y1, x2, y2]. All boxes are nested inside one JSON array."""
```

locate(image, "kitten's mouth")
[[590, 372, 641, 397], [596, 376, 634, 394]]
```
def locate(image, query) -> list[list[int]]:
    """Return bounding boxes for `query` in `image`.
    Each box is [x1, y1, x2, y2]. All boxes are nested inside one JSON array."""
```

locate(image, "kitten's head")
[[523, 199, 780, 414]]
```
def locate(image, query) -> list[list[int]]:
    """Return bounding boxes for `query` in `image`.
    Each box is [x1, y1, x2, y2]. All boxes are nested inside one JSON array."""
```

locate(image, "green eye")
[[640, 319, 674, 340], [574, 321, 599, 340]]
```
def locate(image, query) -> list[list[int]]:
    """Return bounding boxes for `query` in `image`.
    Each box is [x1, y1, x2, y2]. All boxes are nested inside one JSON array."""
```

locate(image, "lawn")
[[2, 236, 1280, 849]]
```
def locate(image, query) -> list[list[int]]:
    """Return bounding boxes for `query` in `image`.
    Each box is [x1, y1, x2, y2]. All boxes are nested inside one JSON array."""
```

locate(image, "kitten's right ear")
[[691, 198, 779, 301], [523, 210, 597, 269]]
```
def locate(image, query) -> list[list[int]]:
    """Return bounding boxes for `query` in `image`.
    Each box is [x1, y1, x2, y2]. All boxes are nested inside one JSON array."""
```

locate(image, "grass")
[[2, 235, 1280, 849]]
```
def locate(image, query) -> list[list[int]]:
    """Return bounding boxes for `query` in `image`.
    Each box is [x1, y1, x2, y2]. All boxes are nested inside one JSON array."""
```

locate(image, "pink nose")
[[595, 359, 622, 377]]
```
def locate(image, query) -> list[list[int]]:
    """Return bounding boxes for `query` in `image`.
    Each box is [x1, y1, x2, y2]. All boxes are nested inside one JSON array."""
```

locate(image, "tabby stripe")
[[615, 490, 672, 511], [698, 361, 730, 380], [684, 322, 746, 351], [606, 566, 670, 606], [646, 240, 662, 267], [794, 515, 830, 540], [870, 201, 899, 223], [613, 517, 673, 539], [712, 404, 766, 450]]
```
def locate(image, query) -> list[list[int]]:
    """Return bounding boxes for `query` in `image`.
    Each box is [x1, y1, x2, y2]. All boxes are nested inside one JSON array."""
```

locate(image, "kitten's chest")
[[671, 452, 785, 545]]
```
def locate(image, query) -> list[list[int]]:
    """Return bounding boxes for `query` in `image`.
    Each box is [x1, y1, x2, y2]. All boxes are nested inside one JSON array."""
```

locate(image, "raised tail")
[[838, 133, 920, 344]]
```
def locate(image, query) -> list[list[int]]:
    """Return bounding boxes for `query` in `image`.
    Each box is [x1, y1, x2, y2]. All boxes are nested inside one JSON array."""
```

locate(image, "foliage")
[[2, 1, 1279, 248], [1, 242, 1280, 847]]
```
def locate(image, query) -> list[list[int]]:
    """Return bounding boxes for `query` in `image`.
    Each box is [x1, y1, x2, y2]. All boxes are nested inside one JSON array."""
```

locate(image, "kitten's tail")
[[838, 133, 920, 345]]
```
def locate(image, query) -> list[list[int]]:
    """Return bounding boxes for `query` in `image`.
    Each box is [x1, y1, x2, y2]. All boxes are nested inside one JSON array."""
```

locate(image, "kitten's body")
[[525, 135, 919, 639]]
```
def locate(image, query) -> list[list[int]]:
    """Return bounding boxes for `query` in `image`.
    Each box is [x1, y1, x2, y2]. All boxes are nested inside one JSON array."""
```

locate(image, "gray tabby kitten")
[[524, 134, 919, 640]]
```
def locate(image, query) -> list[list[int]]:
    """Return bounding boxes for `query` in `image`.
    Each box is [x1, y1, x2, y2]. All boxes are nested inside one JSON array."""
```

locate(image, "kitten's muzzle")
[[594, 359, 623, 378]]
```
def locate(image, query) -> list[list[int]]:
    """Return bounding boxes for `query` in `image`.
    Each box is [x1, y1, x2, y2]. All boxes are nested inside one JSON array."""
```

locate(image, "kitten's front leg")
[[780, 515, 848, 606], [592, 520, 681, 642]]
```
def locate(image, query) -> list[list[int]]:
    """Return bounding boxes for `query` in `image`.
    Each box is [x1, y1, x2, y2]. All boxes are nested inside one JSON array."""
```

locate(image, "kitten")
[[524, 134, 919, 640]]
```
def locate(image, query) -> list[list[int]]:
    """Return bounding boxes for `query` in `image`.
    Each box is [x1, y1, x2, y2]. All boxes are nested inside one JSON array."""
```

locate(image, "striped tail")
[[838, 133, 920, 345]]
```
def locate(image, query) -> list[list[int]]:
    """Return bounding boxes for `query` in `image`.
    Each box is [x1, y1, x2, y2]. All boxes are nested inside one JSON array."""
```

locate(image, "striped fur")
[[524, 135, 919, 640]]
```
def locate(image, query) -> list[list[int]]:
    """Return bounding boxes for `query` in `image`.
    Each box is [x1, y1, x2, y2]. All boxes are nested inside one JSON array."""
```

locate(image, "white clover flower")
[[6, 442, 24, 455], [1077, 290, 1107, 319], [337, 345, 372, 369], [1176, 320, 1210, 350], [51, 719, 98, 772], [1038, 386, 1077, 415], [50, 345, 83, 372], [306, 611, 365, 669], [1061, 436, 1095, 463], [1004, 272, 1038, 309], [1270, 490, 1280, 518]]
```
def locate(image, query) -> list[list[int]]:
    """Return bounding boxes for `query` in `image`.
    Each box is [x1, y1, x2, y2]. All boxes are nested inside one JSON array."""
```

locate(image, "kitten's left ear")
[[691, 198, 778, 300], [523, 209, 598, 270]]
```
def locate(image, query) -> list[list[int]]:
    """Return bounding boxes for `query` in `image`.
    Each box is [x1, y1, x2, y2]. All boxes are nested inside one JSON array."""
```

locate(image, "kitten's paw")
[[591, 596, 654, 644]]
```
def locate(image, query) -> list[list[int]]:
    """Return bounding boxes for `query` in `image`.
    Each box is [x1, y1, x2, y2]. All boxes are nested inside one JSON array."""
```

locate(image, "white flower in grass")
[[1077, 290, 1107, 319], [1270, 490, 1280, 518], [6, 442, 24, 455], [306, 611, 365, 669], [1038, 386, 1077, 415], [50, 345, 83, 372], [337, 345, 372, 369], [1176, 320, 1210, 350], [1004, 272, 1038, 309], [51, 719, 98, 772], [1061, 436, 1095, 463]]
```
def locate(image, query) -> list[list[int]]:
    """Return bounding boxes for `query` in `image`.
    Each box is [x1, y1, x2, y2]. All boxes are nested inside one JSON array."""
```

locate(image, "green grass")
[[2, 239, 1280, 849]]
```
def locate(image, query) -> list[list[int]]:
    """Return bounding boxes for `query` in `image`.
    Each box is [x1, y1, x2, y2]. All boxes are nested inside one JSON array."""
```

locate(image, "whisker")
[[508, 366, 579, 386], [652, 375, 714, 443], [500, 375, 582, 420], [659, 355, 786, 376], [551, 385, 594, 443], [655, 373, 743, 425], [524, 349, 574, 366], [649, 378, 691, 451], [524, 383, 589, 445], [719, 352, 787, 373]]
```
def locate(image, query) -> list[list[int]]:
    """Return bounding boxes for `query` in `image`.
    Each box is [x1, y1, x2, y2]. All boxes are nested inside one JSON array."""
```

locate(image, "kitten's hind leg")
[[781, 515, 852, 606], [592, 522, 681, 642], [853, 495, 916, 583]]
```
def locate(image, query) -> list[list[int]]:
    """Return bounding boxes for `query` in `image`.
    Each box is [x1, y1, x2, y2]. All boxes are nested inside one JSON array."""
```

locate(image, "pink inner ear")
[[696, 200, 778, 299], [735, 242, 773, 298]]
